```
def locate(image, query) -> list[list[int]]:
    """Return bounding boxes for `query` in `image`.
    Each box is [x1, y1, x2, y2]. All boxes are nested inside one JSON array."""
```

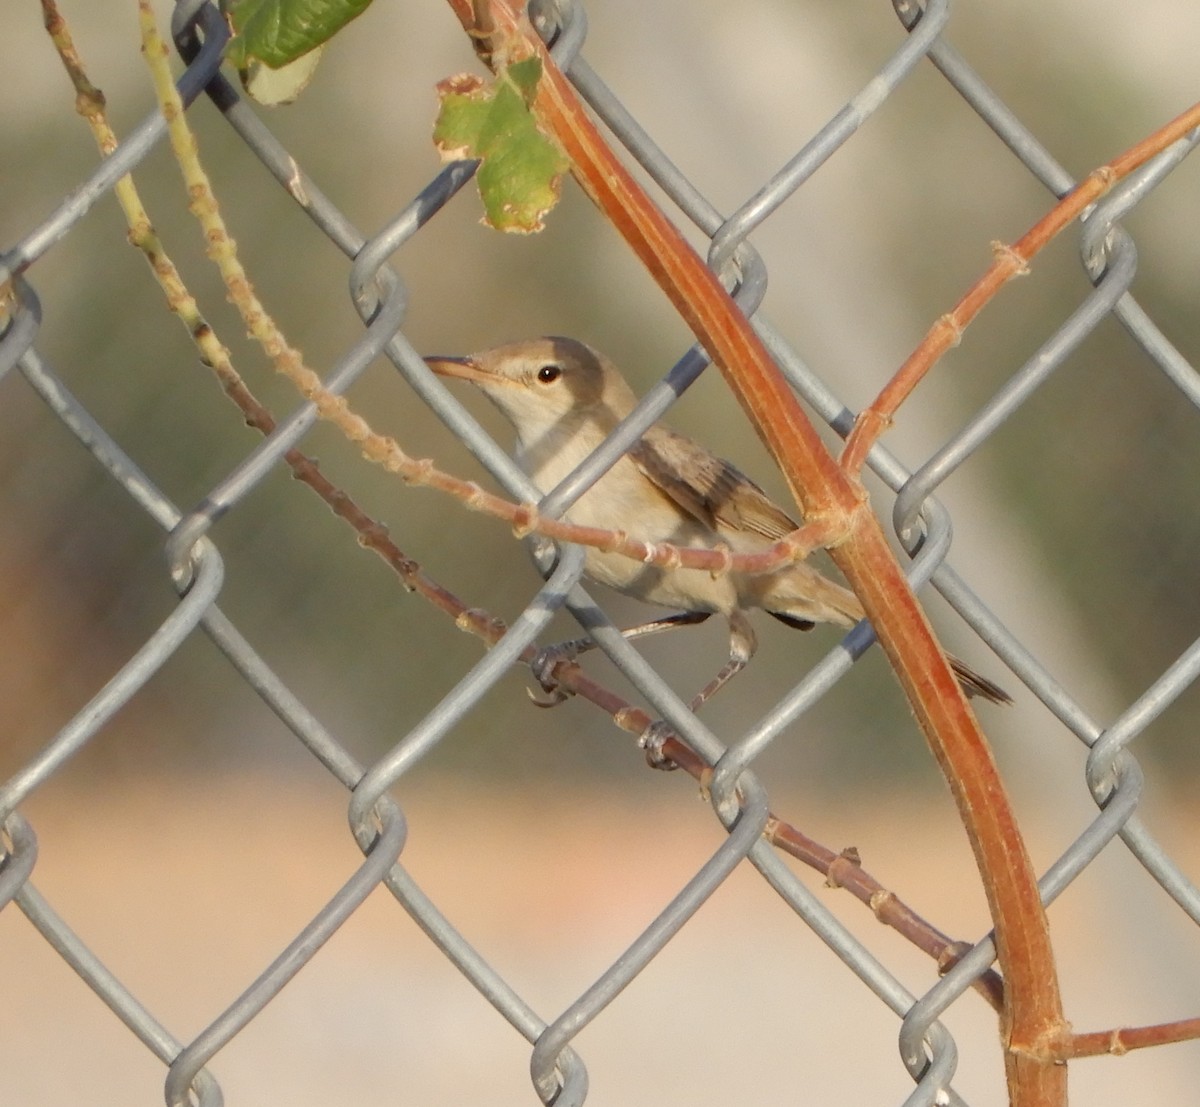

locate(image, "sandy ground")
[[2, 769, 1199, 1107]]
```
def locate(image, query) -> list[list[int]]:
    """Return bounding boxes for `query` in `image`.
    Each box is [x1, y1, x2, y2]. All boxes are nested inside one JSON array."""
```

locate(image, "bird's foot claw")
[[638, 720, 680, 771], [527, 643, 581, 708], [526, 683, 570, 708]]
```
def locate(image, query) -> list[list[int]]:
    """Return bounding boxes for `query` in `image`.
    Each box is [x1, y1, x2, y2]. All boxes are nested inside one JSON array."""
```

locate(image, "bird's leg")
[[687, 609, 757, 712], [528, 611, 713, 706], [640, 611, 759, 769]]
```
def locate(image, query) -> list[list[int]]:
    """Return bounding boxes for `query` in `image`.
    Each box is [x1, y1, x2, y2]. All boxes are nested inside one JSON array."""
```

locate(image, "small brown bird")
[[426, 336, 1011, 708]]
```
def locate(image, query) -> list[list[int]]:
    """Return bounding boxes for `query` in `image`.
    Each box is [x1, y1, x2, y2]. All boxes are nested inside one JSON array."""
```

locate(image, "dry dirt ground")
[[3, 769, 1199, 1106]]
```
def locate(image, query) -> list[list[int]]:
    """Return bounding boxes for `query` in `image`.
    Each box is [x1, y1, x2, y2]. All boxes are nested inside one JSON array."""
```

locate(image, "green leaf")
[[432, 58, 571, 234], [223, 0, 373, 71]]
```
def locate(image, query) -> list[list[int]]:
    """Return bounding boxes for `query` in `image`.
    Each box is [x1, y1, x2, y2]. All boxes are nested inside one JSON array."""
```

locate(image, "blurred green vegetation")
[[3, 0, 1198, 799]]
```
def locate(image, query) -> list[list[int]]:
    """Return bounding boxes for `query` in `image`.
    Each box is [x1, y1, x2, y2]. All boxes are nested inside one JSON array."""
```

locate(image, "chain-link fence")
[[3, 0, 1200, 1104]]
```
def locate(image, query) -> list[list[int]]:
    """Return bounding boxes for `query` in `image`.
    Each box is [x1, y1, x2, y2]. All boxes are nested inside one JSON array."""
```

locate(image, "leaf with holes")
[[433, 57, 570, 234]]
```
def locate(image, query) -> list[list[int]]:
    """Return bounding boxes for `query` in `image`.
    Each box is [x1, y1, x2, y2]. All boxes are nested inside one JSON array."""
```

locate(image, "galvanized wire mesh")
[[3, 0, 1200, 1104]]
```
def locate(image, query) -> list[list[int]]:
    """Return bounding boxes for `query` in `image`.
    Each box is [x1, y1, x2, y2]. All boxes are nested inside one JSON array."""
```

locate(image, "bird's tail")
[[948, 657, 1013, 705], [765, 571, 1012, 704]]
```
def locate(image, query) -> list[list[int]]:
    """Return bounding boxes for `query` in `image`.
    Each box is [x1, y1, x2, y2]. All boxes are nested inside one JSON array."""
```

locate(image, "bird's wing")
[[630, 427, 800, 541]]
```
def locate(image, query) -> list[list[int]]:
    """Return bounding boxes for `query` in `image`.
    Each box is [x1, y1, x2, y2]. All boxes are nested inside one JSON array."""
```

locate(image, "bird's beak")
[[424, 355, 498, 385]]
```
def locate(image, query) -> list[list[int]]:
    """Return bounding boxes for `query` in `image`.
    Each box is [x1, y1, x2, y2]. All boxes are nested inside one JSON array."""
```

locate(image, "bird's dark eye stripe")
[[537, 364, 561, 383]]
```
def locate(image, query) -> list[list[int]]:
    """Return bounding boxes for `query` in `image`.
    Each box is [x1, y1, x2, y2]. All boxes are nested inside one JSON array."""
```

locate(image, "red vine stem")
[[443, 3, 1071, 1101]]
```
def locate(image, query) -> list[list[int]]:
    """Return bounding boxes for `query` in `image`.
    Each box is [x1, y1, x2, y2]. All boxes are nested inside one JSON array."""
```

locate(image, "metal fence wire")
[[3, 0, 1200, 1104]]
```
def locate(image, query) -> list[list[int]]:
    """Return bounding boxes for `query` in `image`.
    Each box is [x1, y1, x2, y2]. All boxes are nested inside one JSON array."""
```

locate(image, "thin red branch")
[[841, 100, 1200, 474], [1069, 1017, 1200, 1058]]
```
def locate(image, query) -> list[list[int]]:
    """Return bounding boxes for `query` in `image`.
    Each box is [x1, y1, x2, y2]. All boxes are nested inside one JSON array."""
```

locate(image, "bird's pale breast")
[[519, 428, 745, 615]]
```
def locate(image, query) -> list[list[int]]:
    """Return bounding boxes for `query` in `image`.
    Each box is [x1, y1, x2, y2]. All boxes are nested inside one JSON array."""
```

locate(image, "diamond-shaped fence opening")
[[3, 1, 1200, 1105]]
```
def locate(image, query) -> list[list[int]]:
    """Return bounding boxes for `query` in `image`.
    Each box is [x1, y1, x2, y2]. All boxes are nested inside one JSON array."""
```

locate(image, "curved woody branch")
[[441, 2, 1071, 1102]]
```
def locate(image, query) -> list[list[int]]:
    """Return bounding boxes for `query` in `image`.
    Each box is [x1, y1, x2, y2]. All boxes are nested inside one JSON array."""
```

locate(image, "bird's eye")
[[536, 364, 562, 384]]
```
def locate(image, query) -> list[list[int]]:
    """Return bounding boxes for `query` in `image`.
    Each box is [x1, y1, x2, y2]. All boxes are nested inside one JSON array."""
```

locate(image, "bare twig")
[[841, 100, 1200, 474], [1069, 1017, 1200, 1058]]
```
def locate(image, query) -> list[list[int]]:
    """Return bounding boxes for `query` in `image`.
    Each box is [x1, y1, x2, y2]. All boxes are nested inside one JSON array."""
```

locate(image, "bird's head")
[[425, 336, 637, 444]]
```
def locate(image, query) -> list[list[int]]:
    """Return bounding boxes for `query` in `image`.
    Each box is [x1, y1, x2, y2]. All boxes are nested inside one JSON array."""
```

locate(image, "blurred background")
[[2, 0, 1200, 1103]]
